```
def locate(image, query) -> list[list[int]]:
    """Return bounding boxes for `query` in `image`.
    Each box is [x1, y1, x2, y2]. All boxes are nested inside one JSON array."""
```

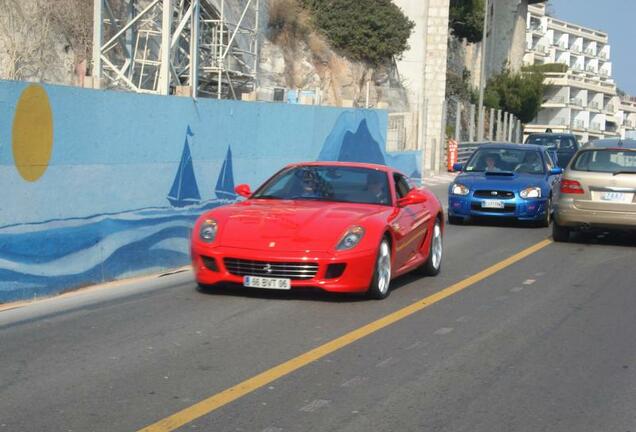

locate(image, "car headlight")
[[336, 226, 365, 251], [199, 219, 218, 243], [520, 187, 542, 199], [451, 183, 470, 196]]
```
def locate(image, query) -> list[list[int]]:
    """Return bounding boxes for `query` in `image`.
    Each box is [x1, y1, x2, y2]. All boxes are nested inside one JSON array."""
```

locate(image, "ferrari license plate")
[[243, 276, 291, 290], [601, 192, 626, 202], [481, 200, 505, 209]]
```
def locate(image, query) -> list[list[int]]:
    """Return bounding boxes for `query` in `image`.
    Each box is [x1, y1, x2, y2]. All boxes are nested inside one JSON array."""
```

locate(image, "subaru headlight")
[[520, 187, 542, 199], [336, 226, 365, 251], [451, 183, 470, 196], [199, 219, 218, 243]]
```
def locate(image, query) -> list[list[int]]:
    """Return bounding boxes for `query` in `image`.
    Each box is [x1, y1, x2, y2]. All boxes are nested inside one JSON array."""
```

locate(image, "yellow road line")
[[138, 238, 553, 432]]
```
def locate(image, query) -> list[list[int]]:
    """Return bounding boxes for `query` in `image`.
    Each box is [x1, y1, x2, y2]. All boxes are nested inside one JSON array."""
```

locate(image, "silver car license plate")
[[602, 192, 625, 202]]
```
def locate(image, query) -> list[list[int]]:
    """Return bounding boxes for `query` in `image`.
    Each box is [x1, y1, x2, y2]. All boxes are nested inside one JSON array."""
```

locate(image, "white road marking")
[[522, 279, 536, 285], [405, 341, 423, 350], [300, 399, 331, 412], [341, 376, 368, 387], [434, 327, 454, 335], [510, 286, 524, 293], [376, 357, 397, 367]]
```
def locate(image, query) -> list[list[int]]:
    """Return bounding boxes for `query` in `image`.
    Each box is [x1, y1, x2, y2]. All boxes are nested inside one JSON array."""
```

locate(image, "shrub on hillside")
[[300, 0, 414, 65], [268, 0, 310, 46], [449, 0, 484, 43], [484, 68, 546, 123]]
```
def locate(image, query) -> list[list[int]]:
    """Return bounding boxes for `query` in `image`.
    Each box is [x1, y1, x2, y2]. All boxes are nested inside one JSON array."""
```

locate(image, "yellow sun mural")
[[12, 84, 53, 182]]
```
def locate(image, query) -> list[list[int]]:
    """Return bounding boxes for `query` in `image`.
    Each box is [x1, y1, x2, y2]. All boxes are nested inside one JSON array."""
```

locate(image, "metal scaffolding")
[[92, 0, 260, 99]]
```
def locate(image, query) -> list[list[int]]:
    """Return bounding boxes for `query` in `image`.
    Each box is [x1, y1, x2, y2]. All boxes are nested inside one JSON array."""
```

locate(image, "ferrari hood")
[[210, 200, 386, 252]]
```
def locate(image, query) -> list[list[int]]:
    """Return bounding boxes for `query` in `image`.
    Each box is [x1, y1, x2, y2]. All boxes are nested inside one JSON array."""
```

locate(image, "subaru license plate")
[[244, 276, 291, 290], [481, 200, 505, 209]]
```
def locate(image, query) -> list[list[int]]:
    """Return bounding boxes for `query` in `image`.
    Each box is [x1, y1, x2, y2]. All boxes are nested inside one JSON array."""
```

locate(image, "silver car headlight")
[[520, 187, 542, 199], [199, 219, 218, 243], [451, 183, 470, 196], [336, 226, 365, 251]]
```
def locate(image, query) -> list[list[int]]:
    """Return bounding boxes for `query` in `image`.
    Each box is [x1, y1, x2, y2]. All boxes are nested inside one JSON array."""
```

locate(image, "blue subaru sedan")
[[448, 143, 563, 226]]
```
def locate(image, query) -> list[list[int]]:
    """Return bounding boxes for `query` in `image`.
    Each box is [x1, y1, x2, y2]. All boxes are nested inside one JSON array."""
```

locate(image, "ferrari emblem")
[[263, 264, 272, 273]]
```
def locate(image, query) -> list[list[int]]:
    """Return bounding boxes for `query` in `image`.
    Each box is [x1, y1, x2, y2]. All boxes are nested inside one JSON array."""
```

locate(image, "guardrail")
[[456, 141, 488, 165]]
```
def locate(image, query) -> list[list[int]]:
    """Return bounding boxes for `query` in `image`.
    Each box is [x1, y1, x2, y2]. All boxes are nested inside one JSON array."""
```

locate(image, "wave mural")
[[0, 80, 419, 302], [0, 201, 225, 301]]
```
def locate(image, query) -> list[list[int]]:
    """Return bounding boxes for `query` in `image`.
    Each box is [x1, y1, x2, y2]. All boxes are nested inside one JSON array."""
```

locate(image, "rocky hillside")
[[0, 0, 409, 110]]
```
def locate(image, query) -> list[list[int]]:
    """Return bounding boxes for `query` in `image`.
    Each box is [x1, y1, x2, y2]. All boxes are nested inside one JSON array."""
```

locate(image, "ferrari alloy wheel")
[[420, 218, 443, 276], [368, 239, 392, 299]]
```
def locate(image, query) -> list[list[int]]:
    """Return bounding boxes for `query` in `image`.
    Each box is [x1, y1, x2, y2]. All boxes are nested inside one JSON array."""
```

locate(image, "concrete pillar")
[[489, 107, 495, 141], [393, 0, 451, 176], [455, 99, 462, 141], [469, 104, 475, 142], [92, 0, 102, 88], [158, 0, 174, 95], [497, 109, 503, 140], [508, 113, 515, 142], [502, 112, 509, 142], [515, 119, 522, 143]]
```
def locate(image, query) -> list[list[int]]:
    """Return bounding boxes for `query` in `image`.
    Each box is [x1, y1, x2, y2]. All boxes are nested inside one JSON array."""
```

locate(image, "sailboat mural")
[[215, 146, 237, 200], [167, 126, 201, 207]]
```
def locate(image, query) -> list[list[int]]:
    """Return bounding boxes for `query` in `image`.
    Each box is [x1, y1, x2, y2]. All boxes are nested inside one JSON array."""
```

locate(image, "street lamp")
[[477, 0, 490, 141]]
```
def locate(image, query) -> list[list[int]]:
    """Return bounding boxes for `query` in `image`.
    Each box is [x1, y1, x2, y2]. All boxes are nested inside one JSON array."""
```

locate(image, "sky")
[[549, 0, 636, 95]]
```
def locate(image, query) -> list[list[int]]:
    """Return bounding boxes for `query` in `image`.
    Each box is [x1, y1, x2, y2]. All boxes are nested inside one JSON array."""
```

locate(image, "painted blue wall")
[[0, 80, 422, 302]]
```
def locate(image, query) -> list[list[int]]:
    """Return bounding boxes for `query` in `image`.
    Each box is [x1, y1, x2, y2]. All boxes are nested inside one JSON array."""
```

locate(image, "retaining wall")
[[0, 80, 422, 302]]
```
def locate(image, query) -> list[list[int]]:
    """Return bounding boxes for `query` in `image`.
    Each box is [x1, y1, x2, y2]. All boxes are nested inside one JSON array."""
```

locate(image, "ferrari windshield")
[[571, 149, 636, 174], [252, 166, 391, 205], [465, 148, 545, 174]]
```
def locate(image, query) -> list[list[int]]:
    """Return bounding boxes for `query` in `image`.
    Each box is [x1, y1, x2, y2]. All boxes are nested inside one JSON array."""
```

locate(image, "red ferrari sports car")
[[191, 162, 444, 299]]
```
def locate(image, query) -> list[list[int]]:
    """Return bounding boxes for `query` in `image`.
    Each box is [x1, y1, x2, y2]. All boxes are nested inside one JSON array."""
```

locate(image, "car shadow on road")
[[196, 283, 371, 303], [460, 217, 548, 230], [195, 271, 425, 303], [565, 230, 636, 248]]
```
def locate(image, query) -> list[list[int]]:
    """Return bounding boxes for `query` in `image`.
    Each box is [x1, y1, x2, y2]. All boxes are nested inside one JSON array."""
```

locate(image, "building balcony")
[[590, 122, 603, 132], [545, 96, 566, 105], [569, 98, 585, 108], [572, 120, 586, 130]]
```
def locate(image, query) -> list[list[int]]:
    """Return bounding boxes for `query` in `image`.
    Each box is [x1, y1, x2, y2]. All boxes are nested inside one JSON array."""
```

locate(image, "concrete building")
[[393, 0, 450, 175], [523, 3, 636, 142], [484, 0, 545, 80]]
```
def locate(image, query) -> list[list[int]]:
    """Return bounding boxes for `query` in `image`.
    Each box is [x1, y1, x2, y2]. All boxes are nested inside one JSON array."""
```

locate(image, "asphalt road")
[[1, 182, 635, 432]]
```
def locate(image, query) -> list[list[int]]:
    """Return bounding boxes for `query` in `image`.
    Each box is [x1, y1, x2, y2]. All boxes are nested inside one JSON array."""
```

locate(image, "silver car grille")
[[224, 258, 319, 280]]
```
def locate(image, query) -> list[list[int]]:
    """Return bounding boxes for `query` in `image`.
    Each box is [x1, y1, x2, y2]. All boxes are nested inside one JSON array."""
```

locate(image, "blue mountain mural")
[[317, 111, 421, 179], [337, 119, 386, 164]]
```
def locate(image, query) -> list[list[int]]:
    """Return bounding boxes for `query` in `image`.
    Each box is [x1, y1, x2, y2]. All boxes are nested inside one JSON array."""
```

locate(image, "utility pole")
[[477, 0, 490, 141]]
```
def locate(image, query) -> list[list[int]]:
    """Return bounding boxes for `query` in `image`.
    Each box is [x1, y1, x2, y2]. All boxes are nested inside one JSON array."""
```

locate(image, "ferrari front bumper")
[[191, 243, 378, 293]]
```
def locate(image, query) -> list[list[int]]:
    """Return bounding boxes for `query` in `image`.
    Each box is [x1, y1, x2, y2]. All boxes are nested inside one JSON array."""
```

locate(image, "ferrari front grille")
[[223, 258, 319, 280]]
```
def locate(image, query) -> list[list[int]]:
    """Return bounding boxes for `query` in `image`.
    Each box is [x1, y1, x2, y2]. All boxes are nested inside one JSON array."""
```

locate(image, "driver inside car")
[[515, 152, 543, 174]]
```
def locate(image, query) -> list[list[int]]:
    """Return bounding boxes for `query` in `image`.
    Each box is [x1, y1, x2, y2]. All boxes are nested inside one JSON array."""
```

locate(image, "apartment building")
[[523, 3, 636, 142]]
